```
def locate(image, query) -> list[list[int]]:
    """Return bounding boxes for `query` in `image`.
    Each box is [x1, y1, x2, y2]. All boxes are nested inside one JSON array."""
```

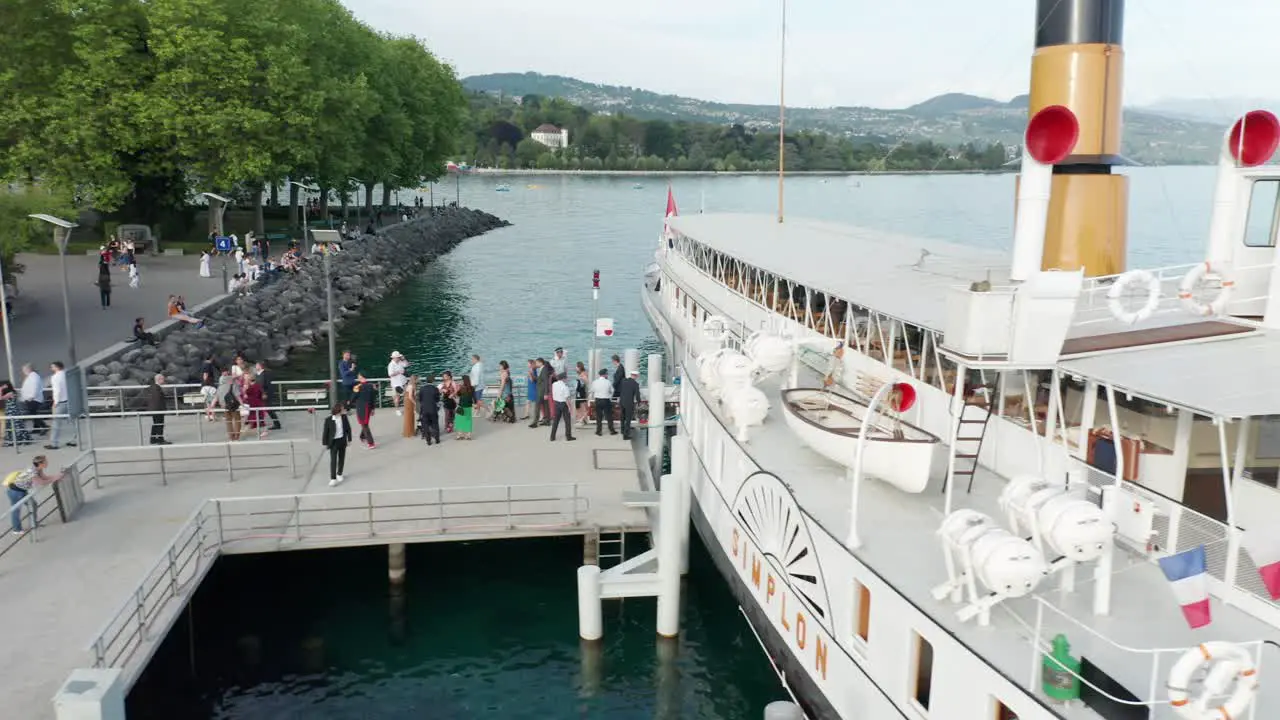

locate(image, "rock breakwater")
[[87, 207, 509, 388]]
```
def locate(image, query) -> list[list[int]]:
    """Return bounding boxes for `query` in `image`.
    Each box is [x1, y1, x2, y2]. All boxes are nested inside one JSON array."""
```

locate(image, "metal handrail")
[[0, 450, 97, 560], [88, 482, 588, 672], [90, 439, 312, 485]]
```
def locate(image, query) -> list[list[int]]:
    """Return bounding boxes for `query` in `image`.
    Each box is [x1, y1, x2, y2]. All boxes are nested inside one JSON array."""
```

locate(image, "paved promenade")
[[0, 410, 649, 718], [2, 252, 223, 377]]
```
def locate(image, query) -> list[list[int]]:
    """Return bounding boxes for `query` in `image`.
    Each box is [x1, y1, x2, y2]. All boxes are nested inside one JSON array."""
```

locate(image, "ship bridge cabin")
[[658, 198, 1280, 628]]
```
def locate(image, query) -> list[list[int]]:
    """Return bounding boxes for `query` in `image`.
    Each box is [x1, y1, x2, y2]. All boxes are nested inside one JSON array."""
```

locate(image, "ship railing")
[[87, 482, 588, 672], [1022, 595, 1266, 718], [1070, 455, 1280, 629], [1071, 260, 1275, 330]]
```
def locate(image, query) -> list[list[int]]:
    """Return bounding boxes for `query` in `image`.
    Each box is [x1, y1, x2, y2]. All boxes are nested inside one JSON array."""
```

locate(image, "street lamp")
[[387, 174, 401, 222], [0, 252, 14, 383], [347, 177, 363, 228], [28, 213, 92, 448], [289, 181, 319, 247], [200, 192, 232, 290], [312, 229, 341, 406]]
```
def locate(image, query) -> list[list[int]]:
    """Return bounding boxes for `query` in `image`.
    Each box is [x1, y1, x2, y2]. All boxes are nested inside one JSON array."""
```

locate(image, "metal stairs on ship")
[[943, 375, 1000, 495]]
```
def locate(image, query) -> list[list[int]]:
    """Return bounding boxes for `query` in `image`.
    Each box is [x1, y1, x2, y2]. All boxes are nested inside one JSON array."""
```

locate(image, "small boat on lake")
[[779, 387, 938, 493], [494, 184, 511, 192]]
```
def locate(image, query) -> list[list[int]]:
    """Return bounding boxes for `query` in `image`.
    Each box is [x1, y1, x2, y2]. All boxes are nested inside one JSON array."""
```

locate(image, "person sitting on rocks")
[[166, 295, 202, 326], [132, 317, 157, 345]]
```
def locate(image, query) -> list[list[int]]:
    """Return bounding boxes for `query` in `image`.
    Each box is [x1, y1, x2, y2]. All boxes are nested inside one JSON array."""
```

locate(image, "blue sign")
[[214, 235, 233, 252]]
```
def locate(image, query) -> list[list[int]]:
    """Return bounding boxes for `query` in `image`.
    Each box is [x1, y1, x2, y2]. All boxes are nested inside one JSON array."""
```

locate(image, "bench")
[[286, 388, 327, 402], [265, 233, 291, 242], [162, 248, 185, 256], [181, 393, 205, 406], [87, 396, 120, 411]]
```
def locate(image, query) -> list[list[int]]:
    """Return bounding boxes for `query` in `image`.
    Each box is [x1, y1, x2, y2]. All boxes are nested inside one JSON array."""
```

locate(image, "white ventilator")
[[999, 475, 1115, 604], [1167, 642, 1258, 720], [932, 509, 1047, 626], [721, 385, 770, 443]]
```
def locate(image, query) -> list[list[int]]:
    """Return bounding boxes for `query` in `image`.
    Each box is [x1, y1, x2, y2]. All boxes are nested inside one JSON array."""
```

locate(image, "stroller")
[[489, 394, 516, 423]]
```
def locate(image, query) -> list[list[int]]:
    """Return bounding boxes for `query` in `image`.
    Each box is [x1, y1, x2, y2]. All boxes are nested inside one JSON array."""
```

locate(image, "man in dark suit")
[[146, 374, 171, 445], [611, 354, 625, 399], [617, 369, 642, 440], [320, 404, 352, 486], [529, 357, 553, 427], [352, 373, 377, 448], [417, 380, 441, 445], [255, 361, 282, 430]]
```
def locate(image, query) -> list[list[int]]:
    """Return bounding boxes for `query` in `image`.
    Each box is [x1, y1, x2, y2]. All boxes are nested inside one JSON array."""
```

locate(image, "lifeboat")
[[780, 387, 939, 493]]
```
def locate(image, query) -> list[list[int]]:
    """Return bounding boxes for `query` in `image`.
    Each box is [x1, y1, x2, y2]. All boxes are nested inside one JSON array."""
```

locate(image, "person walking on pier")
[[617, 369, 642, 441], [417, 378, 441, 444], [146, 374, 171, 445], [523, 360, 537, 421], [591, 370, 616, 436], [495, 360, 516, 423], [254, 361, 282, 431], [219, 370, 243, 441], [19, 364, 45, 436], [321, 404, 350, 486], [95, 262, 112, 309], [44, 362, 76, 450], [467, 354, 486, 418], [352, 373, 377, 449], [455, 375, 475, 441], [611, 355, 625, 399], [1, 381, 32, 447], [440, 371, 458, 433], [549, 373, 575, 442]]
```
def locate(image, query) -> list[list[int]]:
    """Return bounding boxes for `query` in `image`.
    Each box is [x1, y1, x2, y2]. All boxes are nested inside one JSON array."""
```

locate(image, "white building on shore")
[[531, 123, 569, 149]]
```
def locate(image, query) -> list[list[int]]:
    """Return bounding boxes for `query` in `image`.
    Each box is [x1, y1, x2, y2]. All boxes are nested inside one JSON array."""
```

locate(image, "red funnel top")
[[1025, 105, 1080, 164], [1228, 110, 1280, 167]]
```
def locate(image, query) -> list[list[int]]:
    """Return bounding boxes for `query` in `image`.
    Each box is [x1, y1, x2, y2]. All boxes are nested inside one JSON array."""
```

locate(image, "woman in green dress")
[[455, 375, 475, 440]]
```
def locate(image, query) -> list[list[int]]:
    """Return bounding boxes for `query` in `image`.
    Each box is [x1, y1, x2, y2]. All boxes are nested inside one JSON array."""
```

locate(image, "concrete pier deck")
[[0, 409, 651, 718]]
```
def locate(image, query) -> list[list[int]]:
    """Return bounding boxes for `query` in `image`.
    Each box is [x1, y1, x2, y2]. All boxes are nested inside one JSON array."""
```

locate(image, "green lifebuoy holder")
[[1042, 634, 1082, 702]]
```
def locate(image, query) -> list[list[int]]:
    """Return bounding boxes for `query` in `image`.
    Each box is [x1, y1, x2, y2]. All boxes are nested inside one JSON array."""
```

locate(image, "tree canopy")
[[0, 0, 467, 231], [460, 92, 1011, 173]]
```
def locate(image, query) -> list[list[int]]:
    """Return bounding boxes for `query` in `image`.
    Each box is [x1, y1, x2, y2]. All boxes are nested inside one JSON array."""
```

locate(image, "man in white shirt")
[[590, 369, 616, 436], [19, 364, 46, 434], [45, 361, 76, 449], [467, 354, 485, 416], [550, 348, 567, 378], [387, 351, 410, 416], [549, 373, 576, 442]]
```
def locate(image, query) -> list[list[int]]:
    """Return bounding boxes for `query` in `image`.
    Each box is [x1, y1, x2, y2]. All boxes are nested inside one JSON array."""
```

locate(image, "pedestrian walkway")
[[3, 253, 224, 376], [0, 409, 651, 719]]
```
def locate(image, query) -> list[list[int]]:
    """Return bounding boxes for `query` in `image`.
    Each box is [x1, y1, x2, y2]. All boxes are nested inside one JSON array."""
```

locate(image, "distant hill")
[[1136, 97, 1280, 125], [462, 72, 1235, 164]]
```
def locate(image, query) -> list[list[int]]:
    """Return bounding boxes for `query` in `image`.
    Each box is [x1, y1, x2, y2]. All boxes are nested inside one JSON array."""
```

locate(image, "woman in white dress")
[[199, 250, 212, 278]]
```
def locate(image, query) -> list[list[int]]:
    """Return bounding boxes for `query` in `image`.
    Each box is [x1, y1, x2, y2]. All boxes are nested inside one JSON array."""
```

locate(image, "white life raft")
[[1167, 641, 1258, 720], [1178, 261, 1235, 317], [1106, 269, 1162, 325]]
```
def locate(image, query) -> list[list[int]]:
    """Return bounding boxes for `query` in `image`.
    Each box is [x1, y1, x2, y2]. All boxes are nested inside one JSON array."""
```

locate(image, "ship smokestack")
[[1025, 0, 1127, 277], [1206, 110, 1280, 265], [1011, 106, 1079, 281]]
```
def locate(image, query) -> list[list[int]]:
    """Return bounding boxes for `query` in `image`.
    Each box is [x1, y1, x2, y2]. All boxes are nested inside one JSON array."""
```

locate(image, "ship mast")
[[776, 0, 787, 224]]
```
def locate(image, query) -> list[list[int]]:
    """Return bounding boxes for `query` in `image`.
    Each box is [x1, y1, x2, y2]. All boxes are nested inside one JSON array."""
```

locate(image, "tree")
[[0, 189, 76, 285], [515, 139, 543, 168]]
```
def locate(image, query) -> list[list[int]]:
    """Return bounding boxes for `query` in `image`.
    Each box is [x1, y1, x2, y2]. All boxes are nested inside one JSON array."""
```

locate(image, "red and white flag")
[[663, 186, 678, 238], [1241, 527, 1280, 599]]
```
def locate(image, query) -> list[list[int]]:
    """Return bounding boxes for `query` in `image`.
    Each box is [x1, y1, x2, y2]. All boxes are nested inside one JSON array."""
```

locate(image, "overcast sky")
[[343, 0, 1279, 110]]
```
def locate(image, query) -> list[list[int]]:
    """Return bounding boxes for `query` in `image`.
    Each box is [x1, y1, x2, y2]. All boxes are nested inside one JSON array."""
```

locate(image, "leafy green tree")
[[515, 139, 543, 168]]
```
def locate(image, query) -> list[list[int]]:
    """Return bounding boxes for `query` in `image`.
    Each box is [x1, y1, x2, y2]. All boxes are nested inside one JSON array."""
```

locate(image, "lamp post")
[[347, 177, 363, 229], [28, 213, 92, 448], [387, 174, 401, 222], [0, 252, 14, 383], [289, 181, 317, 248], [200, 192, 232, 290], [312, 230, 341, 406]]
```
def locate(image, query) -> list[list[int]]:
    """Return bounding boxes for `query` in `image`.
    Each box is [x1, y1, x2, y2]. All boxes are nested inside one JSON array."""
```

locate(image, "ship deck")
[[698, 364, 1280, 717]]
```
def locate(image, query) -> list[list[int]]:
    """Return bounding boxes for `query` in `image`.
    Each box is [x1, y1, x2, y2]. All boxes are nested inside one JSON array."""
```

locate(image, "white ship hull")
[[642, 280, 1070, 720]]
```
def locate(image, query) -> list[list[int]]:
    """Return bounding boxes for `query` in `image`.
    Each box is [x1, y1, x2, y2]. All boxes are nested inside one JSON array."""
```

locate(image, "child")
[[128, 262, 140, 289]]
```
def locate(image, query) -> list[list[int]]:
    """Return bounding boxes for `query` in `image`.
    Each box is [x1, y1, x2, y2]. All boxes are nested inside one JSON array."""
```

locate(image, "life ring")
[[1167, 642, 1257, 720], [1178, 261, 1234, 317], [1106, 269, 1162, 325]]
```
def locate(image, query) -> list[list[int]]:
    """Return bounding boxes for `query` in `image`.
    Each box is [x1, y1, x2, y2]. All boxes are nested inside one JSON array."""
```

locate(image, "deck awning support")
[[1104, 384, 1125, 486], [848, 379, 904, 549], [1218, 416, 1248, 597]]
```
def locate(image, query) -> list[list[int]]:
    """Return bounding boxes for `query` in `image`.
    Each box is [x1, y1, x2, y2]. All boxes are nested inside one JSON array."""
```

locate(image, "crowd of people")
[[319, 347, 645, 487]]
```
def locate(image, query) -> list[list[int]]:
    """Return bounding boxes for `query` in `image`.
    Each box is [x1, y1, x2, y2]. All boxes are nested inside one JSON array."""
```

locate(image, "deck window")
[[1243, 179, 1279, 248], [992, 698, 1018, 720], [853, 580, 871, 643], [911, 632, 934, 711]]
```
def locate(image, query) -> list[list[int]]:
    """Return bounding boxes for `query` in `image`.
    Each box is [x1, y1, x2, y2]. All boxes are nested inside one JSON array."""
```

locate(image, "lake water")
[[283, 166, 1216, 381]]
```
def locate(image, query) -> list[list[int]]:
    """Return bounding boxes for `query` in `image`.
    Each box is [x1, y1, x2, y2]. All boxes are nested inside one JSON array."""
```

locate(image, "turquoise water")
[[127, 536, 785, 718], [283, 167, 1214, 381]]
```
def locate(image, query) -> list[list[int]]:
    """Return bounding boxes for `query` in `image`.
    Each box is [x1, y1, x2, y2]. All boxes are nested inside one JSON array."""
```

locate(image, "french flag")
[[1158, 545, 1212, 629], [1241, 528, 1280, 600]]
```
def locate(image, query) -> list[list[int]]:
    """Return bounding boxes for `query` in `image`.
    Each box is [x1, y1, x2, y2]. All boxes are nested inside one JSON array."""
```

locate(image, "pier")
[[3, 375, 674, 719]]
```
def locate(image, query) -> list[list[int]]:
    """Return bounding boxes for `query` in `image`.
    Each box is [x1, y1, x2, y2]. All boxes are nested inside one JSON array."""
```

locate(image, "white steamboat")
[[640, 2, 1280, 718]]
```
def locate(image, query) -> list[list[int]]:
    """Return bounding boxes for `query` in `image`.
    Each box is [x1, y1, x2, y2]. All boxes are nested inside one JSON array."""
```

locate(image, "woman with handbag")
[[455, 376, 475, 440], [219, 370, 243, 441], [321, 404, 351, 487], [401, 376, 419, 438], [440, 371, 458, 433]]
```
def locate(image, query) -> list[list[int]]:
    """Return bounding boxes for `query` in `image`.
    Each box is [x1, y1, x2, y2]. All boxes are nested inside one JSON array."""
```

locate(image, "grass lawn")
[[29, 240, 214, 256]]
